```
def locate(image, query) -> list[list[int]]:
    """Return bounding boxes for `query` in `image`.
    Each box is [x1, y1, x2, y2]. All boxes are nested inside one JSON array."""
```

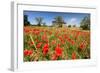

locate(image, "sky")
[[24, 11, 90, 26]]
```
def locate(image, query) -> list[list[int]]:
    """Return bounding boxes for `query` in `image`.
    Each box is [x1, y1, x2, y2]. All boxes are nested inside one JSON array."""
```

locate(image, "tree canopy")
[[80, 15, 90, 30], [24, 15, 30, 26], [35, 17, 43, 26], [52, 16, 66, 27]]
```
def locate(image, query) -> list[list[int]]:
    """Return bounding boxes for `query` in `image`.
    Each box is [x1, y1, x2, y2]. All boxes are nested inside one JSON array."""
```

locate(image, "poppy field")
[[24, 26, 90, 62]]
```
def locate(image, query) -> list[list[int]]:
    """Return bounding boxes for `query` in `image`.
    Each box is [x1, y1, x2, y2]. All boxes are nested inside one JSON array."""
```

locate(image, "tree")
[[52, 16, 66, 27], [68, 25, 71, 28], [35, 17, 43, 26], [73, 25, 76, 27], [80, 15, 90, 30], [24, 15, 30, 26], [43, 22, 47, 27]]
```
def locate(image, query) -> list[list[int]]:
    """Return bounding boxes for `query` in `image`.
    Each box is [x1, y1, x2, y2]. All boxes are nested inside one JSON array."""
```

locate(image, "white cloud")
[[70, 18, 77, 23], [68, 18, 78, 26]]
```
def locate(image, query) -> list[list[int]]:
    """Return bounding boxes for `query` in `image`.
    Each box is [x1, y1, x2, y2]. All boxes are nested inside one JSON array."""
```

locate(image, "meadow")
[[24, 26, 90, 61]]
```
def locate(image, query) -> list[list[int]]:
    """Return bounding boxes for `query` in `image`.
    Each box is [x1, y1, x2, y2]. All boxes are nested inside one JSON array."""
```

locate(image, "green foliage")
[[68, 25, 71, 28], [24, 26, 90, 61], [52, 16, 66, 27], [35, 17, 43, 26], [24, 15, 30, 26], [80, 15, 90, 30], [43, 22, 47, 27], [73, 25, 76, 27]]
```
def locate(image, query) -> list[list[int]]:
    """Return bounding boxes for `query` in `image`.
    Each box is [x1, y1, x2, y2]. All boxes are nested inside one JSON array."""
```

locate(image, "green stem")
[[29, 34, 38, 52]]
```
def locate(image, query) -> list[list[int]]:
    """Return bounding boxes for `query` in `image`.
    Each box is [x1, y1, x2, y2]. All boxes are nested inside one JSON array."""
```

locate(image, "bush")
[[68, 25, 71, 28], [73, 25, 76, 27]]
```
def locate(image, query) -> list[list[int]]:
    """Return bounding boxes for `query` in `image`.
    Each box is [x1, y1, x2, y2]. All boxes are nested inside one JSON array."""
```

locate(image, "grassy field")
[[24, 26, 90, 62]]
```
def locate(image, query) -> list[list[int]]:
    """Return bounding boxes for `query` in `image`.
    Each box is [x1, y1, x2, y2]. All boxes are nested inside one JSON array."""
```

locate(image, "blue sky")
[[24, 11, 90, 26]]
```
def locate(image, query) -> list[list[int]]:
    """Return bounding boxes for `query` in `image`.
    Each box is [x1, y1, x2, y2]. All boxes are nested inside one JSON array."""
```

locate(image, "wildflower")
[[24, 49, 33, 56], [80, 43, 84, 49], [75, 31, 80, 39], [51, 54, 57, 60], [29, 41, 34, 47], [51, 40, 56, 45], [36, 42, 42, 48], [42, 33, 48, 41], [72, 52, 76, 60], [79, 41, 86, 50], [43, 44, 49, 55], [24, 49, 28, 56], [55, 46, 62, 57], [28, 50, 33, 55], [24, 28, 30, 33]]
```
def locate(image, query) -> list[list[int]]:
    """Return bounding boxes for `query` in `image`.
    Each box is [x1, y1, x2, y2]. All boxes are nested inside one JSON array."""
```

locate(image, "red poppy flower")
[[57, 44, 61, 47], [70, 40, 75, 45], [61, 40, 65, 45], [79, 42, 86, 50], [24, 28, 30, 33], [65, 36, 75, 45], [35, 31, 40, 35], [80, 44, 84, 49], [75, 31, 80, 39], [42, 34, 48, 41], [24, 49, 28, 56], [51, 40, 56, 45], [36, 42, 42, 48], [49, 31, 52, 35], [51, 54, 57, 60], [24, 49, 33, 56], [72, 52, 76, 60], [28, 50, 33, 55], [59, 36, 63, 41], [32, 29, 40, 35], [55, 46, 62, 57], [43, 44, 49, 55], [35, 39, 39, 43], [29, 41, 34, 47]]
